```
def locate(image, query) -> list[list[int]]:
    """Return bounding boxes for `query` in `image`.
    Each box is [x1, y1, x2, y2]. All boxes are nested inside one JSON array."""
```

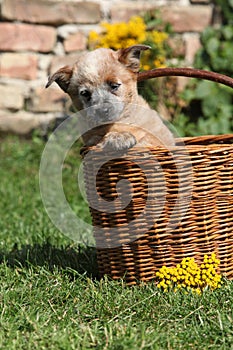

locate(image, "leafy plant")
[[173, 0, 233, 136]]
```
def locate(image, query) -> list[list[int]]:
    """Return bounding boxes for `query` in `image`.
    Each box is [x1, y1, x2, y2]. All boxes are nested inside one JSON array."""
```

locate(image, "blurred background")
[[0, 0, 232, 137]]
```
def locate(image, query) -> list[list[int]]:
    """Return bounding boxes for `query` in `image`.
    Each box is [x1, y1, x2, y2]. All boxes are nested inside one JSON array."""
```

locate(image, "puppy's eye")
[[108, 82, 121, 92], [79, 89, 91, 101]]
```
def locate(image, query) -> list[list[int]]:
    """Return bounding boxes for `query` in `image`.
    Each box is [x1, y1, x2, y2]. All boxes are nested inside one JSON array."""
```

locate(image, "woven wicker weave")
[[83, 134, 233, 284]]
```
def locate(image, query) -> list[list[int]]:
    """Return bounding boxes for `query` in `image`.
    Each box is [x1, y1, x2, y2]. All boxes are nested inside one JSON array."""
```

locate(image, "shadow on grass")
[[0, 242, 99, 279]]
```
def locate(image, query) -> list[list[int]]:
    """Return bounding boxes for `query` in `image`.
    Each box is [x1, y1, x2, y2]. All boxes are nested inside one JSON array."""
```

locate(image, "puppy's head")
[[46, 45, 150, 126]]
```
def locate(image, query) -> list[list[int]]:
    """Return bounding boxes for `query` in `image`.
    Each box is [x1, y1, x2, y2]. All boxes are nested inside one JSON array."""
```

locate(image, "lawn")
[[1, 134, 233, 350]]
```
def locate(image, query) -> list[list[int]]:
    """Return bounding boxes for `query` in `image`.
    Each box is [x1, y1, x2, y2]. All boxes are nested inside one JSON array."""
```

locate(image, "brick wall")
[[0, 0, 217, 134]]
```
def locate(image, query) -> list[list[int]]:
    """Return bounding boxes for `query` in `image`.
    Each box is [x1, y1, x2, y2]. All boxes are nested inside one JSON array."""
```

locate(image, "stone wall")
[[0, 0, 217, 134]]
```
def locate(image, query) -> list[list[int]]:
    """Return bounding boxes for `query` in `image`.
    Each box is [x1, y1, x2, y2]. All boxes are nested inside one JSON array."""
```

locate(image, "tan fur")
[[46, 45, 175, 150]]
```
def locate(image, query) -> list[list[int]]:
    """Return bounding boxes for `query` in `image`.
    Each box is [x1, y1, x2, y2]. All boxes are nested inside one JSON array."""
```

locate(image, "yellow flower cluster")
[[156, 253, 222, 294], [88, 16, 169, 69], [89, 16, 146, 50]]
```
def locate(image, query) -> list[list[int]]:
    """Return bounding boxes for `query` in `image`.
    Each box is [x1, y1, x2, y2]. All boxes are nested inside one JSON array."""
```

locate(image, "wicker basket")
[[82, 134, 233, 284], [81, 67, 233, 284]]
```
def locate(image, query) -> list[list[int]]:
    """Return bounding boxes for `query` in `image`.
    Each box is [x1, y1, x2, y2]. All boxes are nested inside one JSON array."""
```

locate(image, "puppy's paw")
[[102, 132, 137, 151]]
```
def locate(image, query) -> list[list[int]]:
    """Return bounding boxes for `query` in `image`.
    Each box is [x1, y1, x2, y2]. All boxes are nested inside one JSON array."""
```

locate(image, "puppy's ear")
[[118, 45, 151, 73], [46, 66, 73, 92]]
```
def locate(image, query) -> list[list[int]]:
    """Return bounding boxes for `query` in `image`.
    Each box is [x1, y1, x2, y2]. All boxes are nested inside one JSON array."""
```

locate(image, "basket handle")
[[137, 67, 233, 89]]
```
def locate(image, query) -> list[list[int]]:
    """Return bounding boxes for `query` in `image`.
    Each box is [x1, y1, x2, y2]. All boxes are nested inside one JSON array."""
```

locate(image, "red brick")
[[176, 77, 189, 93], [111, 2, 154, 22], [2, 0, 101, 25], [191, 0, 210, 3], [0, 53, 38, 80], [167, 36, 185, 58], [64, 32, 87, 52], [49, 54, 82, 74], [0, 85, 24, 111], [0, 110, 55, 135], [0, 23, 56, 53], [28, 87, 67, 113], [160, 6, 213, 33], [184, 34, 201, 64], [111, 3, 213, 33]]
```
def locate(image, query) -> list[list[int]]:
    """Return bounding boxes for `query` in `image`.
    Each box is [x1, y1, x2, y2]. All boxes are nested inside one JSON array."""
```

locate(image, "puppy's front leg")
[[101, 131, 137, 151]]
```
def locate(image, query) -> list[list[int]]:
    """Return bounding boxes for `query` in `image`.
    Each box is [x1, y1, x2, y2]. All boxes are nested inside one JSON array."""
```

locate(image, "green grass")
[[1, 135, 233, 349]]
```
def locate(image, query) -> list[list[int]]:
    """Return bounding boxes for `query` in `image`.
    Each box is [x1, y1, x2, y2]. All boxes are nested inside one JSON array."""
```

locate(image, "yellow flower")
[[141, 63, 150, 71], [153, 58, 166, 68], [152, 31, 168, 44], [155, 253, 222, 294], [88, 16, 148, 50], [89, 31, 99, 41]]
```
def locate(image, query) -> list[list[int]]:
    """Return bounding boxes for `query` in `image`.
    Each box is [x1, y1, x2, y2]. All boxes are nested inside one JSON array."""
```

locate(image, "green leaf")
[[180, 88, 196, 102], [201, 87, 232, 118], [222, 25, 233, 40], [206, 37, 219, 55], [201, 27, 217, 45], [194, 81, 214, 100]]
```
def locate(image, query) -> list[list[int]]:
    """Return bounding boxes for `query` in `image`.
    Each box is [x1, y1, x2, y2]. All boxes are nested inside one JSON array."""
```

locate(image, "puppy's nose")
[[80, 89, 92, 102]]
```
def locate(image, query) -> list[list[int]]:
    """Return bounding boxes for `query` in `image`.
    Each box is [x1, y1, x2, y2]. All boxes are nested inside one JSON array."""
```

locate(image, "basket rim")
[[81, 133, 233, 156], [176, 133, 233, 145]]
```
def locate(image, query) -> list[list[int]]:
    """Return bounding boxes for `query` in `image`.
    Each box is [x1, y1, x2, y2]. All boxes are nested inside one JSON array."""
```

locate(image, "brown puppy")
[[46, 45, 174, 150]]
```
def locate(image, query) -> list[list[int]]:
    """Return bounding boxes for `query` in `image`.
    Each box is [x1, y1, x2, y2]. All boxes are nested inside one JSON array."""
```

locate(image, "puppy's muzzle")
[[82, 88, 125, 127], [86, 102, 125, 127]]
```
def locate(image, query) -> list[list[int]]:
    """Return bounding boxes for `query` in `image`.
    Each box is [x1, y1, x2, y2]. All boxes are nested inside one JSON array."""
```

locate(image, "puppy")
[[46, 45, 175, 150]]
